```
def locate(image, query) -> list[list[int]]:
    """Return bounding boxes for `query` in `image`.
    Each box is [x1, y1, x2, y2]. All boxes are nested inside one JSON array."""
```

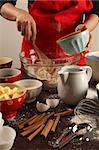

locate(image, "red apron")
[[22, 0, 92, 64]]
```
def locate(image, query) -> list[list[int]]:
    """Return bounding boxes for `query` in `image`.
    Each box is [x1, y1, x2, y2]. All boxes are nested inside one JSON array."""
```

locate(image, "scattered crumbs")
[[48, 141, 51, 145], [59, 120, 61, 123], [79, 137, 83, 141], [86, 138, 90, 142], [72, 146, 76, 149], [47, 112, 50, 114]]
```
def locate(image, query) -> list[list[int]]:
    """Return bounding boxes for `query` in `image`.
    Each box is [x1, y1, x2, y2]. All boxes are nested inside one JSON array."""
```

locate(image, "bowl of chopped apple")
[[0, 83, 26, 120]]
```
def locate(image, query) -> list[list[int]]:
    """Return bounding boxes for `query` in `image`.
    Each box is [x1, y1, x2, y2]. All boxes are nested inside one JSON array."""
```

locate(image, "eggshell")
[[36, 101, 50, 112], [46, 98, 60, 108]]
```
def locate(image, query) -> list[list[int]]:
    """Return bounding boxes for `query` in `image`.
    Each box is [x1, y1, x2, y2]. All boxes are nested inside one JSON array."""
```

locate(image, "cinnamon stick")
[[54, 109, 74, 117], [28, 114, 43, 125], [23, 116, 48, 131], [18, 114, 38, 129], [46, 112, 55, 119], [27, 124, 45, 141], [51, 115, 60, 132], [28, 112, 54, 126], [41, 119, 54, 138], [23, 112, 54, 131], [18, 122, 24, 129], [21, 119, 46, 137]]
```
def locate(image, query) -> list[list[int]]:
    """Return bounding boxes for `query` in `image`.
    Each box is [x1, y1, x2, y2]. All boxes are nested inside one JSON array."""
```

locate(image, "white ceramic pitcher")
[[57, 65, 92, 105]]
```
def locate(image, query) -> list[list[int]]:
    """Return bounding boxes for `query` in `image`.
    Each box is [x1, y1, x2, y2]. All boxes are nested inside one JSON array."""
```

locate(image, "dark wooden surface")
[[9, 79, 99, 150]]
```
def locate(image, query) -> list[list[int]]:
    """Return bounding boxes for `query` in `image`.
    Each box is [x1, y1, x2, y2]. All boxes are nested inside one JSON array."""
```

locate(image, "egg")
[[46, 98, 60, 108], [36, 101, 50, 112]]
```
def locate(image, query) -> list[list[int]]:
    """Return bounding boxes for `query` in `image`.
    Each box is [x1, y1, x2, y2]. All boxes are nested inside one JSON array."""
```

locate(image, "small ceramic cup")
[[0, 126, 16, 150], [0, 68, 21, 83], [0, 57, 13, 69], [85, 51, 99, 81]]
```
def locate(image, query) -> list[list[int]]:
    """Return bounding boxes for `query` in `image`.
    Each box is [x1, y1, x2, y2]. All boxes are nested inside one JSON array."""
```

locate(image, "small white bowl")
[[85, 51, 99, 81], [14, 79, 43, 103], [0, 126, 16, 150]]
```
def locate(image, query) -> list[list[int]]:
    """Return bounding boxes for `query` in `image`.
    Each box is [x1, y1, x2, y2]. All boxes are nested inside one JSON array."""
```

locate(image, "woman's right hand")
[[16, 10, 37, 42]]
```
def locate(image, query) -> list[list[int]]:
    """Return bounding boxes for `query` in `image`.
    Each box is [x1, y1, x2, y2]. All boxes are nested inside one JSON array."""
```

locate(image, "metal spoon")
[[50, 123, 92, 149]]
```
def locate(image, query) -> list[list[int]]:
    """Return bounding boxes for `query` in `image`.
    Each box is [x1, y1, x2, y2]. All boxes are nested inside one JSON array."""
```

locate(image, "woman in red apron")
[[0, 0, 99, 65]]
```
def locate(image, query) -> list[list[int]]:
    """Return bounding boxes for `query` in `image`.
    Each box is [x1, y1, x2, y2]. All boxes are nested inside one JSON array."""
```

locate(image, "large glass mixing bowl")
[[19, 51, 79, 89]]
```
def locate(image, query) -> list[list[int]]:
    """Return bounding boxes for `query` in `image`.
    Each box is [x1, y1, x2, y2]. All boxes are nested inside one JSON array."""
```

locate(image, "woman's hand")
[[87, 33, 93, 49], [75, 24, 93, 49], [0, 3, 36, 42], [16, 10, 37, 42], [75, 24, 87, 32]]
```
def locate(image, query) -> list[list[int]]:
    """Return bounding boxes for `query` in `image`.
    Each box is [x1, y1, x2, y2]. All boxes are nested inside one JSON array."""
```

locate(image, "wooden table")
[[10, 79, 99, 150]]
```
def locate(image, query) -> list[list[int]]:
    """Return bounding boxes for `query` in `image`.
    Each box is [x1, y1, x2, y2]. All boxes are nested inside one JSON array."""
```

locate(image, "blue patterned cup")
[[57, 29, 89, 54]]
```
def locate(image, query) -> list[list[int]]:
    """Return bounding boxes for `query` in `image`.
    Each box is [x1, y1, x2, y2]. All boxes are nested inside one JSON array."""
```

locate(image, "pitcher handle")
[[58, 70, 69, 84], [82, 66, 92, 82]]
